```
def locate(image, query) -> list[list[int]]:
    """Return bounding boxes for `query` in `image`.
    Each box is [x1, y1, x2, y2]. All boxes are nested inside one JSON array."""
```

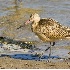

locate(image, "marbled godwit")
[[25, 13, 70, 57]]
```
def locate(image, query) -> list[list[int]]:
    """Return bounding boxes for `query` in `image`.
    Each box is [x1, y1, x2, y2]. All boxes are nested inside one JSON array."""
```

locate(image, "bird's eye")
[[30, 14, 33, 18], [29, 19, 30, 21], [30, 15, 32, 18]]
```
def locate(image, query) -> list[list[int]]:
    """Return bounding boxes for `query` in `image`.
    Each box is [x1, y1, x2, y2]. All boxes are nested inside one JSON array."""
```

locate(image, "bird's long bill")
[[25, 20, 31, 25]]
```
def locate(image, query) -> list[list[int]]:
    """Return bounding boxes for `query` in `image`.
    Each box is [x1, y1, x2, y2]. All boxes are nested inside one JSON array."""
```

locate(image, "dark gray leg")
[[45, 42, 55, 58], [49, 43, 51, 58], [49, 42, 55, 58]]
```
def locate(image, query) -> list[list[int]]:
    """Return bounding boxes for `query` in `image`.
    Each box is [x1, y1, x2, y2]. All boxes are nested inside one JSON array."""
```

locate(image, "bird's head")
[[25, 13, 40, 25]]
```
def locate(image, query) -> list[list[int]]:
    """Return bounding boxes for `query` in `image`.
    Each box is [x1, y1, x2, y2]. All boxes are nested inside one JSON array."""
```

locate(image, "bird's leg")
[[45, 47, 50, 51], [49, 42, 51, 58], [45, 43, 51, 58], [45, 42, 55, 58], [49, 42, 55, 58]]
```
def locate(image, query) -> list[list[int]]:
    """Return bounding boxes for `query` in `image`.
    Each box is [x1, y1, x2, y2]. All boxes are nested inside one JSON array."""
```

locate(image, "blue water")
[[0, 54, 60, 60]]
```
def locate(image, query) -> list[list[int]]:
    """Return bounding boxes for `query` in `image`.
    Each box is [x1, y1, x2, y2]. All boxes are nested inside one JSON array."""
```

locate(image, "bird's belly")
[[35, 29, 67, 42], [35, 32, 58, 42]]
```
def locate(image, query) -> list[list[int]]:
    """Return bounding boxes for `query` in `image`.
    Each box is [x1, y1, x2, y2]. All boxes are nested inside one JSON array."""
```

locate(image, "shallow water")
[[0, 0, 70, 60], [0, 0, 70, 26]]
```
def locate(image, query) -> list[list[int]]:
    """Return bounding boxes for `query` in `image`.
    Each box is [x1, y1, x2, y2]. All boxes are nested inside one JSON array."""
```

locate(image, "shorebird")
[[25, 13, 70, 57]]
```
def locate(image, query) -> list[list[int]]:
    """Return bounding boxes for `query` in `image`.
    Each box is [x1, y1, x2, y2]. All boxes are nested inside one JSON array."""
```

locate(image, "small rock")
[[68, 52, 70, 55], [1, 22, 4, 24], [25, 63, 28, 65], [60, 59, 64, 61], [25, 42, 28, 44], [1, 67, 5, 69]]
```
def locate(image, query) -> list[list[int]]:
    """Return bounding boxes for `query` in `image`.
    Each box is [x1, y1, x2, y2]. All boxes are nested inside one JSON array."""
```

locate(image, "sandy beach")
[[0, 57, 70, 69]]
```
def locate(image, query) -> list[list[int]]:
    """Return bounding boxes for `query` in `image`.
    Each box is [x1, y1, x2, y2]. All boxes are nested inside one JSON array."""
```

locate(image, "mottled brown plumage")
[[25, 13, 70, 42], [32, 19, 68, 41]]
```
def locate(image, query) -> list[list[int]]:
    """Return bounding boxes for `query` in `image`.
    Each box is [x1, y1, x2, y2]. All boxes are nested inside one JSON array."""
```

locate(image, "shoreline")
[[0, 57, 70, 69]]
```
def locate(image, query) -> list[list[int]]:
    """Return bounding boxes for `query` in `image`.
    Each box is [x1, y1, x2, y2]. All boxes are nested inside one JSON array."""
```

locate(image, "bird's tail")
[[68, 30, 70, 36]]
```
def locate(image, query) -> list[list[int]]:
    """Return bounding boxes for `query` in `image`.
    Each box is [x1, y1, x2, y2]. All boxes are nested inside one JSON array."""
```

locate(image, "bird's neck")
[[32, 21, 39, 32]]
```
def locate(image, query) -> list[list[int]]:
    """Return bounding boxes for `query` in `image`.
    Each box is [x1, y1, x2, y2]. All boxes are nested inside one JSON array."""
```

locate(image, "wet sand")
[[0, 57, 70, 69]]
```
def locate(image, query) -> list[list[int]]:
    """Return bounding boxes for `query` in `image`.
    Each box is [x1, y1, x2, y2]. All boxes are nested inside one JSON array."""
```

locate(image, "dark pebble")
[[68, 52, 70, 54]]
